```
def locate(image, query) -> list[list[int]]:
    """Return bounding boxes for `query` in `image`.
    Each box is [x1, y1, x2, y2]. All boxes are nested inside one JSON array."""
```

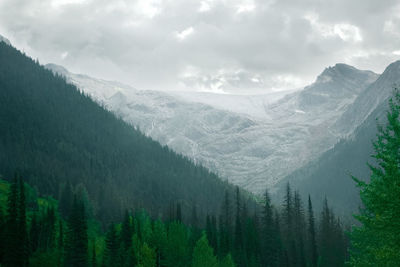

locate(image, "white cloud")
[[334, 24, 362, 42], [61, 51, 68, 59], [198, 1, 212, 12], [1, 0, 399, 93], [305, 13, 362, 43], [175, 27, 194, 41], [134, 0, 162, 19], [236, 3, 255, 14], [51, 0, 87, 8]]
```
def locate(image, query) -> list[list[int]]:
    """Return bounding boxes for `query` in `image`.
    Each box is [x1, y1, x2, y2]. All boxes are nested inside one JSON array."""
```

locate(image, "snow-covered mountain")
[[45, 63, 378, 194]]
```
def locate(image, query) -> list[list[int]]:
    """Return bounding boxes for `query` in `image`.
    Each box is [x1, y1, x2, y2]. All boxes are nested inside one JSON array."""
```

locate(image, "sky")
[[1, 0, 400, 94]]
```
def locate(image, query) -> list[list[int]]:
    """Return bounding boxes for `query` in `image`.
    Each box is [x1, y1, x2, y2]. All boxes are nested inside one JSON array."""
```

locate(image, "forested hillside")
[[0, 175, 348, 267], [276, 99, 388, 217], [0, 41, 244, 224]]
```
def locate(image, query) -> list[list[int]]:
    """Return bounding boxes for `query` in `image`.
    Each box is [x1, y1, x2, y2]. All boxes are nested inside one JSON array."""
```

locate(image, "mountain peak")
[[316, 63, 377, 85], [381, 60, 400, 74], [0, 34, 11, 45]]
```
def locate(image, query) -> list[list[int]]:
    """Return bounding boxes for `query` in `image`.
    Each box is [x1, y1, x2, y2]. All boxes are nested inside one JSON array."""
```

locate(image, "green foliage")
[[138, 242, 156, 267], [165, 221, 191, 267], [220, 253, 236, 267], [64, 196, 88, 267], [192, 232, 218, 267], [349, 89, 400, 266]]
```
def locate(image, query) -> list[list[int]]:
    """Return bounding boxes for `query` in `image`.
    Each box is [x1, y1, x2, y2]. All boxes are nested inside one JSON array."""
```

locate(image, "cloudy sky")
[[1, 0, 400, 94]]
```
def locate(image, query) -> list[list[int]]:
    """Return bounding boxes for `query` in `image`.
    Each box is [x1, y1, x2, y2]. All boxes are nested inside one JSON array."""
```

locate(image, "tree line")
[[0, 174, 348, 267]]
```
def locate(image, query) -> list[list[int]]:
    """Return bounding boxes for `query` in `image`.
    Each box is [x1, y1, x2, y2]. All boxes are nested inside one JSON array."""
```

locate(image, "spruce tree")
[[121, 210, 133, 249], [192, 232, 218, 267], [262, 189, 275, 266], [4, 174, 28, 267], [219, 253, 236, 267], [350, 89, 400, 266], [234, 187, 243, 254], [103, 223, 120, 267], [138, 242, 156, 267], [307, 195, 318, 267], [220, 191, 232, 257], [64, 196, 88, 267]]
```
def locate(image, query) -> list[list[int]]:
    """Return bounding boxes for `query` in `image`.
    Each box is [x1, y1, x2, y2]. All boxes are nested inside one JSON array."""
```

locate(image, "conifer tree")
[[234, 187, 243, 252], [293, 191, 306, 267], [121, 210, 133, 249], [192, 232, 218, 267], [349, 89, 400, 266], [165, 221, 190, 267], [219, 253, 236, 267], [64, 195, 88, 267], [30, 213, 40, 254], [138, 242, 156, 267], [262, 189, 275, 266], [4, 174, 28, 267], [103, 224, 120, 267], [59, 181, 73, 218], [307, 195, 318, 267], [220, 191, 232, 257]]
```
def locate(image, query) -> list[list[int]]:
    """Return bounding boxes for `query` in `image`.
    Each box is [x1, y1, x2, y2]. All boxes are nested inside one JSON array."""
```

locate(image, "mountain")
[[46, 63, 378, 194], [0, 41, 245, 225], [276, 61, 400, 216]]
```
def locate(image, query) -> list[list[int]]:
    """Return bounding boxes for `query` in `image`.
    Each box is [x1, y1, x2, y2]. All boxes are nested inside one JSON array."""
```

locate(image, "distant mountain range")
[[45, 61, 382, 198]]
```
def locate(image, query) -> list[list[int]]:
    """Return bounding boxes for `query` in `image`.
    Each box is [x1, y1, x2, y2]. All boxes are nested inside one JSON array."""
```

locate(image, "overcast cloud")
[[1, 0, 400, 93]]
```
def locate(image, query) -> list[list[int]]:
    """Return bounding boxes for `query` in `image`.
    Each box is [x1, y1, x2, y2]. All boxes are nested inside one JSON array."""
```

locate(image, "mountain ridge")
[[46, 61, 379, 195]]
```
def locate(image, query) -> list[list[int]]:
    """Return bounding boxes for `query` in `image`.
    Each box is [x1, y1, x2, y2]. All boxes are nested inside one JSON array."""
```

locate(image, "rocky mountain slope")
[[45, 63, 379, 194], [275, 60, 400, 215]]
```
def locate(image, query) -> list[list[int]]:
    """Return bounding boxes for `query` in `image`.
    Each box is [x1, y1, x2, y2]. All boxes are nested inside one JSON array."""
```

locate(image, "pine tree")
[[30, 213, 40, 254], [220, 191, 232, 257], [59, 181, 73, 218], [138, 242, 156, 267], [350, 89, 400, 266], [293, 191, 306, 267], [192, 232, 218, 267], [165, 221, 190, 267], [262, 189, 275, 266], [64, 196, 88, 267], [307, 195, 318, 267], [219, 253, 236, 267], [282, 183, 295, 266], [91, 243, 97, 267], [103, 223, 120, 267], [121, 210, 133, 249], [4, 174, 28, 267]]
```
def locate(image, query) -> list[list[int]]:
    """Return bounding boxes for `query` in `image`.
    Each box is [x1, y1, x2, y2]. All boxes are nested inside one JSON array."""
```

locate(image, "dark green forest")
[[0, 175, 347, 267]]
